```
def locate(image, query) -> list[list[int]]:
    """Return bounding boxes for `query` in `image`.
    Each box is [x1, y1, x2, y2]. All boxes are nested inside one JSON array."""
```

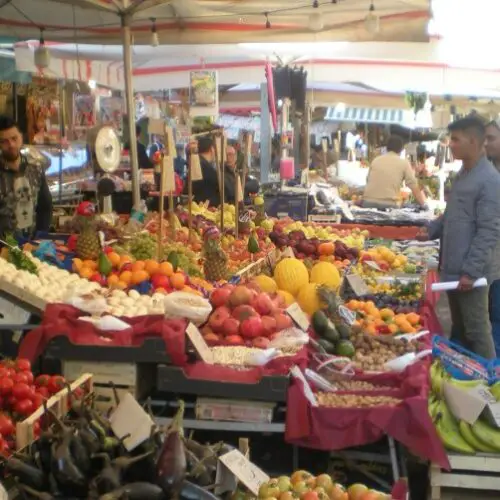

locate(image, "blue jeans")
[[489, 279, 500, 357]]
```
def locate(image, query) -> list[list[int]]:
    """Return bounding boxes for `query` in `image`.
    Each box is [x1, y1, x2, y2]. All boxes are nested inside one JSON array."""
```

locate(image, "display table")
[[330, 224, 421, 240]]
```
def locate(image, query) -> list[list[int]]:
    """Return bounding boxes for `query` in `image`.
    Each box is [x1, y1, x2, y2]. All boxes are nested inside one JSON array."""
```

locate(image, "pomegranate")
[[240, 316, 264, 339], [229, 285, 253, 307], [252, 337, 270, 349], [274, 312, 294, 331], [203, 332, 221, 346], [261, 315, 277, 336], [225, 334, 244, 346], [222, 317, 240, 336], [210, 287, 232, 308], [232, 305, 258, 322], [208, 306, 231, 332], [253, 293, 274, 316]]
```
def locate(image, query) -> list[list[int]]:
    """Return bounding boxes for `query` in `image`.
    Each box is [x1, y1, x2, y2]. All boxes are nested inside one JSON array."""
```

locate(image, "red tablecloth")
[[285, 361, 450, 469], [330, 224, 420, 240]]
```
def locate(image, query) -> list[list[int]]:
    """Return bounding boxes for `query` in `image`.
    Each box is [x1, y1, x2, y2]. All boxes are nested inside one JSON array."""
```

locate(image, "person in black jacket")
[[126, 124, 154, 169], [191, 136, 221, 207], [0, 116, 52, 237]]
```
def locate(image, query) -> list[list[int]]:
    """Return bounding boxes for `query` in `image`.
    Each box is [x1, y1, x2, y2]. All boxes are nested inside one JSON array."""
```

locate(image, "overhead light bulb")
[[309, 12, 324, 31], [364, 1, 380, 35], [34, 28, 50, 69], [150, 18, 159, 47], [88, 79, 96, 90]]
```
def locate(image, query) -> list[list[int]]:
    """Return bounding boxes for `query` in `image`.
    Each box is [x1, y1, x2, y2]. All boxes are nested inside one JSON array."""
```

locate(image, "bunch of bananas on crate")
[[429, 359, 500, 454]]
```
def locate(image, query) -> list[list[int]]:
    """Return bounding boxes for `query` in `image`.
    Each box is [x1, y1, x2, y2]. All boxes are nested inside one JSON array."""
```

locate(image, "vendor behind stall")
[[190, 136, 221, 207], [362, 135, 427, 209], [0, 116, 52, 238], [224, 145, 260, 203]]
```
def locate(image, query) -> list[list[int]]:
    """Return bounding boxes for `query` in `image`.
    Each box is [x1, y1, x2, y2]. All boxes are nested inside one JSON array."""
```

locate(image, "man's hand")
[[458, 275, 475, 292], [415, 227, 429, 241]]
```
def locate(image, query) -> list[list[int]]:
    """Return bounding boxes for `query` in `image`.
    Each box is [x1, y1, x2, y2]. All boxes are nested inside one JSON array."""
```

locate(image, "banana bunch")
[[430, 359, 486, 397]]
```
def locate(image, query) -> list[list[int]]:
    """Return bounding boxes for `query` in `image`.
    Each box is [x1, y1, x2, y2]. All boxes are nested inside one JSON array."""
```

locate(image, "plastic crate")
[[156, 365, 288, 402], [195, 397, 275, 423]]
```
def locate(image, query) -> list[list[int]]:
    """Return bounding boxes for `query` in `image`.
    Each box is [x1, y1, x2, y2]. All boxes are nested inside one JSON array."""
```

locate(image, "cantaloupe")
[[273, 258, 309, 296], [310, 261, 341, 291]]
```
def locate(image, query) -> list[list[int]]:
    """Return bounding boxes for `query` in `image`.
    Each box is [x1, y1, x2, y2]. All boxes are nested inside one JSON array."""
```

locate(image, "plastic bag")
[[163, 291, 212, 326], [268, 327, 309, 350]]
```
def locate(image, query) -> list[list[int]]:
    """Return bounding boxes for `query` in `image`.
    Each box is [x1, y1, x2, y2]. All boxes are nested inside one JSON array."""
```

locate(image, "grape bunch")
[[127, 233, 157, 261]]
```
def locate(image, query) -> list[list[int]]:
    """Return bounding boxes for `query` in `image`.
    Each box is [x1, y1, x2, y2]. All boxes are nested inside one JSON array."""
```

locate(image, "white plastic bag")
[[268, 327, 309, 350], [163, 292, 212, 326]]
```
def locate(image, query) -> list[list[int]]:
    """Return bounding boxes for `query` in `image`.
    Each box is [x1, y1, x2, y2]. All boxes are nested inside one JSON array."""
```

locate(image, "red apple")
[[222, 317, 240, 336], [229, 285, 253, 307], [274, 312, 293, 331], [208, 306, 231, 333], [203, 333, 221, 346], [151, 273, 171, 289], [261, 315, 277, 336], [210, 287, 232, 308], [254, 293, 274, 316], [232, 305, 258, 322], [225, 334, 244, 346], [272, 294, 286, 309], [252, 337, 270, 349], [240, 316, 264, 339]]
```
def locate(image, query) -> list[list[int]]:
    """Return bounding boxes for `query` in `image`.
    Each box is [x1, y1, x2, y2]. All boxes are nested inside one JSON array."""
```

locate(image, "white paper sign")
[[186, 322, 214, 364], [286, 303, 310, 331]]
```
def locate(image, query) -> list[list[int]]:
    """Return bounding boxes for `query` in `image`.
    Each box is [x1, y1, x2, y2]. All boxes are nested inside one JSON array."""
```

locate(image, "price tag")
[[346, 274, 369, 297], [365, 261, 382, 271], [338, 305, 356, 326], [161, 155, 175, 193], [219, 449, 270, 496], [186, 323, 214, 364], [281, 247, 295, 259], [266, 250, 278, 270], [287, 303, 310, 331], [148, 118, 164, 135]]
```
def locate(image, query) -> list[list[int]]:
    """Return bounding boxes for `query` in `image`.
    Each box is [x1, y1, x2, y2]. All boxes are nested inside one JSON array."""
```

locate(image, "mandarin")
[[79, 267, 94, 279], [158, 261, 174, 277], [131, 270, 149, 285], [119, 270, 133, 285], [131, 261, 146, 272], [144, 259, 160, 275], [107, 252, 121, 267], [170, 272, 186, 290], [72, 258, 83, 272], [82, 260, 97, 271]]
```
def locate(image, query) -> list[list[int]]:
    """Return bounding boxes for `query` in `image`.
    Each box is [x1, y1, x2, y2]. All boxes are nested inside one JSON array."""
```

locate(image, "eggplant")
[[69, 431, 91, 475], [125, 426, 160, 483], [5, 457, 47, 491], [98, 482, 165, 500], [156, 401, 187, 496], [31, 435, 53, 475], [76, 418, 101, 455], [185, 449, 212, 487], [16, 484, 54, 500], [180, 480, 219, 500]]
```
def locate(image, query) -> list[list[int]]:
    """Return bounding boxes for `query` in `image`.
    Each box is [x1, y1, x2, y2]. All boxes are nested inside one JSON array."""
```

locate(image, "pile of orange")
[[346, 299, 421, 336]]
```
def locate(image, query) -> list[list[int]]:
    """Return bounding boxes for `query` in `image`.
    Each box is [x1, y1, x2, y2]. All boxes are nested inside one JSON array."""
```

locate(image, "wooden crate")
[[15, 373, 93, 450], [429, 453, 500, 500], [62, 360, 155, 413]]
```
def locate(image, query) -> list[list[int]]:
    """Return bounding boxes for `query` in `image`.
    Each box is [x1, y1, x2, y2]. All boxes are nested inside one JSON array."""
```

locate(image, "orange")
[[131, 270, 149, 285], [364, 300, 376, 310], [394, 314, 407, 326], [406, 312, 421, 326], [364, 324, 377, 336], [120, 255, 132, 267], [82, 259, 97, 271], [388, 323, 399, 335], [170, 272, 186, 290], [131, 260, 146, 272], [374, 318, 386, 327], [107, 274, 120, 286], [119, 270, 133, 285], [115, 280, 128, 290], [346, 300, 360, 311], [72, 258, 83, 272], [367, 307, 381, 319], [107, 252, 121, 267], [379, 308, 395, 320], [158, 261, 174, 277], [347, 484, 368, 500], [79, 267, 94, 279], [144, 259, 160, 275]]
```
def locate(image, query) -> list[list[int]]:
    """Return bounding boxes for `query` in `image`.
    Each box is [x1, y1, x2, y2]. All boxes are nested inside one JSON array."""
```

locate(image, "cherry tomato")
[[12, 382, 31, 401], [36, 386, 49, 399], [0, 436, 10, 457], [12, 372, 29, 385], [0, 414, 14, 436], [0, 379, 14, 396], [23, 371, 34, 385], [31, 393, 44, 410], [4, 369, 15, 379], [5, 396, 16, 409], [14, 398, 33, 416], [15, 359, 31, 372], [47, 375, 66, 395], [35, 374, 50, 387]]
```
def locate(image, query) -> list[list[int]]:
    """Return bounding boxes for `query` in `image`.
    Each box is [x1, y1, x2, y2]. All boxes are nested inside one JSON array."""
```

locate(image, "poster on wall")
[[99, 96, 124, 135], [72, 93, 96, 140], [189, 70, 218, 117], [27, 78, 60, 145]]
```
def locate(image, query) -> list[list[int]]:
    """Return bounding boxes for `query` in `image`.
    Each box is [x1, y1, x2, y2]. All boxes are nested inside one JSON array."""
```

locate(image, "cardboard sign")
[[190, 154, 203, 181], [161, 155, 175, 193], [109, 392, 155, 451], [148, 118, 164, 135], [346, 274, 369, 297], [266, 250, 278, 270], [365, 261, 382, 271], [443, 382, 494, 425], [186, 322, 214, 364], [287, 303, 310, 331], [219, 449, 270, 496]]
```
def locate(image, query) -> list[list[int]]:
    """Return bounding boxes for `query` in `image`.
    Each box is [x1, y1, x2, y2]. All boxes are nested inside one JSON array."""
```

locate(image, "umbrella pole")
[[121, 12, 141, 210]]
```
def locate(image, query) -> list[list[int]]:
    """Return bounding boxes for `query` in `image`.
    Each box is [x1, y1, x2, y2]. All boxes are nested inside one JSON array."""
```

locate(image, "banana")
[[458, 420, 497, 453], [448, 377, 486, 390], [471, 420, 500, 452], [435, 419, 476, 455], [430, 361, 446, 396], [490, 382, 500, 401]]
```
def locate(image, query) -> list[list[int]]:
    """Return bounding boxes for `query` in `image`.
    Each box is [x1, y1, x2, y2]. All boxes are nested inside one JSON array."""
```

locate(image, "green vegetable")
[[335, 340, 355, 358], [317, 338, 336, 354], [5, 234, 38, 275], [312, 310, 329, 335]]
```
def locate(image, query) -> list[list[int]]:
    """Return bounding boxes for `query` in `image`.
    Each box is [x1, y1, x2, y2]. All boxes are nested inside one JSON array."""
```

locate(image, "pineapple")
[[76, 216, 101, 260], [202, 227, 228, 281]]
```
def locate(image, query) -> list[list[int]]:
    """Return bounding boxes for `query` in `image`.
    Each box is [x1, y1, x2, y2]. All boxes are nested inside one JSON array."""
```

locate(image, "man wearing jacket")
[[0, 116, 52, 238], [191, 136, 221, 207], [418, 115, 500, 358]]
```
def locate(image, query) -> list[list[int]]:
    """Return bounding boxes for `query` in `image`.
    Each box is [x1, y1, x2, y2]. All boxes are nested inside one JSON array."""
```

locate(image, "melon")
[[273, 258, 309, 296], [252, 274, 278, 294], [297, 283, 322, 315], [310, 261, 341, 291], [277, 289, 295, 306]]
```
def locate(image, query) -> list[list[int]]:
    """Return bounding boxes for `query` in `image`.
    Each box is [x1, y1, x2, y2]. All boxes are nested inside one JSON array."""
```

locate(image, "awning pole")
[[121, 11, 140, 210]]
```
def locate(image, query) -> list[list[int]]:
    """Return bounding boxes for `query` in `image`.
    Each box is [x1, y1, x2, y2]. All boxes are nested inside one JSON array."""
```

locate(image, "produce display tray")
[[156, 365, 289, 402], [0, 277, 47, 314], [42, 335, 172, 364]]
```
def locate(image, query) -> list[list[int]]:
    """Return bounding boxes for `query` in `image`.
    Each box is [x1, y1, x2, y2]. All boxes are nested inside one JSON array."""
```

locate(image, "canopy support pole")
[[121, 10, 141, 210]]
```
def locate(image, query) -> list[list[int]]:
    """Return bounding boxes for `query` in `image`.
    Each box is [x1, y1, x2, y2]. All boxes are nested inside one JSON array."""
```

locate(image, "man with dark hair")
[[417, 115, 500, 358], [362, 134, 427, 209], [191, 136, 221, 206], [0, 116, 52, 237], [125, 123, 153, 170]]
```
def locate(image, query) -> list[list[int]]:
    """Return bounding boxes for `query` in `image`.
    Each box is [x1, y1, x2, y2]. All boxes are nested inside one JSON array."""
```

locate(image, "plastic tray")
[[42, 335, 172, 364], [156, 365, 289, 402]]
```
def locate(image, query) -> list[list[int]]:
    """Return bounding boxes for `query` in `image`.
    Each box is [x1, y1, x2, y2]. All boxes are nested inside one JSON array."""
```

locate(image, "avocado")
[[335, 340, 355, 358], [167, 251, 180, 271], [336, 323, 352, 340], [322, 323, 339, 344], [312, 310, 329, 335], [317, 338, 336, 354]]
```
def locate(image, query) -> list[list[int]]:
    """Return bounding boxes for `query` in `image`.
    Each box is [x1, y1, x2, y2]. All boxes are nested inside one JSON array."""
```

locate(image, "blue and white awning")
[[325, 106, 406, 124]]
